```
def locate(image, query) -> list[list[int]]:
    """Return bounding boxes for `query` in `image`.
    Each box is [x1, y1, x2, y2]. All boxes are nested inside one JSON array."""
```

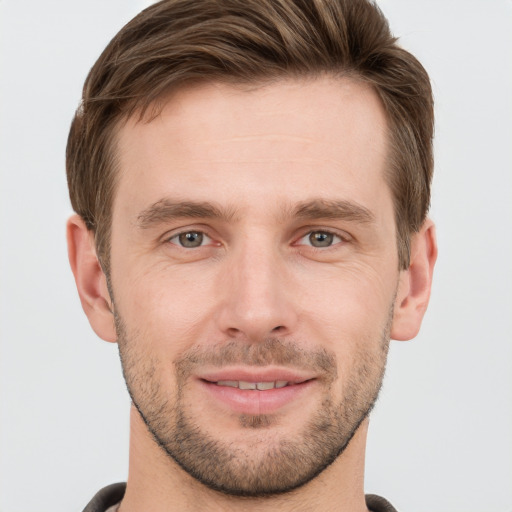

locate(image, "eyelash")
[[295, 230, 346, 249], [165, 228, 349, 249], [166, 230, 215, 248]]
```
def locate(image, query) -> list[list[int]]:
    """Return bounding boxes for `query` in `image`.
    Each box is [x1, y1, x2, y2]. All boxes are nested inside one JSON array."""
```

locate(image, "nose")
[[215, 239, 298, 342]]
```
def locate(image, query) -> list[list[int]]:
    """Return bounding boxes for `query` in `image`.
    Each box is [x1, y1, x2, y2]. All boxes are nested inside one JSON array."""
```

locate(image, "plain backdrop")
[[1, 1, 511, 511]]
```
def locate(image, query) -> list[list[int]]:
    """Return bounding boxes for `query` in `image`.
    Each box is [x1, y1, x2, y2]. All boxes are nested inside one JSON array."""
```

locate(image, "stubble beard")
[[116, 311, 391, 497]]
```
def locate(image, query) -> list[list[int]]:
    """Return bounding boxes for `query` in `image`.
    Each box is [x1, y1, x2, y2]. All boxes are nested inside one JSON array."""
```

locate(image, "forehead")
[[113, 77, 390, 220]]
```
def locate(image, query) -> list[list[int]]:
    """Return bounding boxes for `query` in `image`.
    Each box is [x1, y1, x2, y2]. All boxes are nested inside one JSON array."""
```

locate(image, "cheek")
[[113, 263, 220, 353], [297, 260, 397, 322], [112, 248, 398, 365], [295, 262, 396, 362]]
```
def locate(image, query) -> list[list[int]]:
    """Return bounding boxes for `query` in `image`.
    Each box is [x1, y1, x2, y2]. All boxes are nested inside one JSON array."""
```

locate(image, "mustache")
[[174, 338, 338, 381]]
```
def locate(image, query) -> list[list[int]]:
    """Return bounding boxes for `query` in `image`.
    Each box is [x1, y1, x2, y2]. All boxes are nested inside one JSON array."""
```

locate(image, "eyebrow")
[[136, 197, 375, 230], [291, 199, 376, 224], [136, 199, 237, 229]]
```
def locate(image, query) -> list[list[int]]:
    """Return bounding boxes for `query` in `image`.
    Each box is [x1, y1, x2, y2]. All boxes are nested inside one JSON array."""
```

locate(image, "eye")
[[168, 231, 212, 248], [297, 230, 344, 248]]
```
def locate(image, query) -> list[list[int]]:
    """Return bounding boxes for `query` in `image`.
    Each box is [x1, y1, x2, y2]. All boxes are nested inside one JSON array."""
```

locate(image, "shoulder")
[[82, 483, 126, 512], [366, 494, 399, 512]]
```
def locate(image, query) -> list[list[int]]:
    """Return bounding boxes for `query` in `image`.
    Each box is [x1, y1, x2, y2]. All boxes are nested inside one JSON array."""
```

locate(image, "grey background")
[[1, 1, 511, 511]]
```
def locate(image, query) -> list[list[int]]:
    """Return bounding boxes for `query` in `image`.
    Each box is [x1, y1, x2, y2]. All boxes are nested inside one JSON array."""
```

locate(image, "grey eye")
[[308, 231, 335, 247], [177, 231, 204, 248]]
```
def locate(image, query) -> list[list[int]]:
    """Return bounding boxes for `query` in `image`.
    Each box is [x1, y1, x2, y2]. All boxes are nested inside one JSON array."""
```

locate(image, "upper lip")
[[198, 367, 316, 384]]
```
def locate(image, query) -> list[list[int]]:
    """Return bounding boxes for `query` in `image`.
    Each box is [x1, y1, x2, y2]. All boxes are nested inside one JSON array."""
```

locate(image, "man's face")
[[110, 77, 400, 495]]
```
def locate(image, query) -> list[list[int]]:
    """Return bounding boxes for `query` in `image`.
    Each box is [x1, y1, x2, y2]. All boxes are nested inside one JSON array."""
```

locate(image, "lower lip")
[[199, 379, 315, 415]]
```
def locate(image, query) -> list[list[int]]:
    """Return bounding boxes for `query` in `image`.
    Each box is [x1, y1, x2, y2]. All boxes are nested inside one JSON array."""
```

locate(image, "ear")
[[391, 218, 438, 341], [67, 214, 117, 343]]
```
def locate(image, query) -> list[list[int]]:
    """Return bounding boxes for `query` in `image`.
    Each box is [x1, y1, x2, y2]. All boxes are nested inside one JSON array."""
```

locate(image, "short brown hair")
[[66, 0, 434, 272]]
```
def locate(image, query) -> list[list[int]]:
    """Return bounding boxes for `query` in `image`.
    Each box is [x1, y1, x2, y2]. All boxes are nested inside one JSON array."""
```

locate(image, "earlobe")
[[67, 214, 117, 343], [391, 218, 438, 341]]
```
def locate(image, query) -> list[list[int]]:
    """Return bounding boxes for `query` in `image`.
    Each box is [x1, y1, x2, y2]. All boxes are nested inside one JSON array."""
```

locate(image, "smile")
[[199, 375, 316, 415], [214, 380, 292, 390]]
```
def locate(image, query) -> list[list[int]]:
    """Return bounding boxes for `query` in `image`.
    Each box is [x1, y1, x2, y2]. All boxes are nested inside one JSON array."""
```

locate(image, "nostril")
[[271, 325, 284, 332], [226, 327, 241, 337]]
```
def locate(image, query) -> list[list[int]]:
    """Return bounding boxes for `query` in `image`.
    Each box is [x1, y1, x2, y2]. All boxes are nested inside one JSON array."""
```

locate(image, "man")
[[66, 0, 437, 510]]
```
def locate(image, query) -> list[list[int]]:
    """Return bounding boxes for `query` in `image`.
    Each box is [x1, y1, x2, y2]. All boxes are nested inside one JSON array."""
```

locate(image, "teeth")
[[216, 380, 238, 388], [256, 381, 275, 390], [239, 381, 257, 390], [215, 380, 290, 390]]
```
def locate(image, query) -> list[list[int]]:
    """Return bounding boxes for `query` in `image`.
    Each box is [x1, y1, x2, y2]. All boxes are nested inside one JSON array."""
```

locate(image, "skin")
[[68, 77, 437, 511]]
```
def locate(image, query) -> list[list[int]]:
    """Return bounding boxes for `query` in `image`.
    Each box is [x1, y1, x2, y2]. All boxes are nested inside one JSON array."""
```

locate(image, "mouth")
[[197, 371, 316, 415], [208, 379, 299, 390]]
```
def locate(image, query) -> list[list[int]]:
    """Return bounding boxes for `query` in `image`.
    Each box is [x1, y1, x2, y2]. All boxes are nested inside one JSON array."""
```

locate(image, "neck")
[[119, 405, 370, 512]]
